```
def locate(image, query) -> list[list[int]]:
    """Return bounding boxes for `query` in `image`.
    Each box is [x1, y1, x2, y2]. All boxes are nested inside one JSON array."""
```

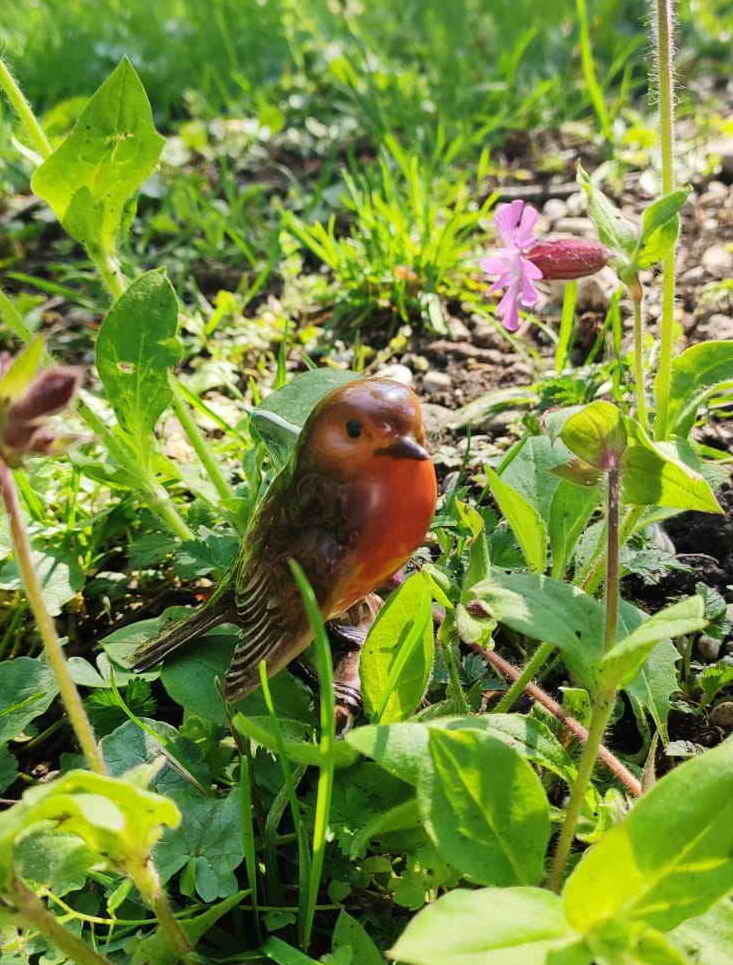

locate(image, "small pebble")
[[702, 244, 733, 278], [565, 192, 585, 216], [377, 363, 413, 386], [543, 198, 568, 222], [554, 217, 594, 236], [710, 701, 733, 731], [697, 634, 722, 662], [422, 371, 452, 396]]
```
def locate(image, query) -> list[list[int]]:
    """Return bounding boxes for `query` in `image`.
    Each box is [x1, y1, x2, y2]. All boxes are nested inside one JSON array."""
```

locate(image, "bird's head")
[[297, 377, 431, 479]]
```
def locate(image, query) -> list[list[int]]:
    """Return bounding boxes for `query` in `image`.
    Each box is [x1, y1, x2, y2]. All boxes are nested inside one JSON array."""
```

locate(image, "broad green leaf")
[[251, 368, 358, 466], [500, 435, 568, 521], [391, 887, 590, 965], [698, 664, 733, 707], [468, 572, 604, 688], [548, 480, 600, 578], [666, 340, 733, 436], [639, 190, 689, 243], [261, 936, 322, 964], [347, 714, 577, 788], [560, 400, 626, 469], [349, 798, 421, 858], [563, 737, 733, 933], [622, 421, 721, 513], [154, 786, 243, 902], [31, 58, 164, 252], [332, 910, 384, 965], [233, 714, 359, 768], [13, 831, 96, 897], [0, 548, 75, 617], [669, 894, 733, 964], [600, 596, 706, 690], [361, 572, 434, 723], [637, 216, 680, 269], [417, 730, 550, 885], [577, 165, 638, 259], [484, 468, 547, 573], [0, 657, 59, 743], [0, 769, 179, 891], [96, 270, 182, 440], [626, 640, 680, 743]]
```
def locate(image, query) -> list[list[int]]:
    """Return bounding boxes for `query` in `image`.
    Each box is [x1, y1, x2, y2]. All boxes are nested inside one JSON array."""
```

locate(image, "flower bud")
[[8, 367, 82, 423], [526, 238, 609, 280]]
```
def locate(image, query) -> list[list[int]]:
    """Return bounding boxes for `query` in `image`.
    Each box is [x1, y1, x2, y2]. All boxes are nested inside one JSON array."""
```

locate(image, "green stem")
[[546, 689, 615, 892], [492, 641, 555, 714], [140, 481, 194, 541], [652, 0, 678, 440], [7, 877, 112, 965], [629, 280, 649, 430], [169, 378, 235, 506], [547, 465, 622, 892], [0, 59, 52, 159], [90, 250, 126, 303], [0, 462, 105, 775], [554, 281, 578, 373], [128, 861, 192, 961]]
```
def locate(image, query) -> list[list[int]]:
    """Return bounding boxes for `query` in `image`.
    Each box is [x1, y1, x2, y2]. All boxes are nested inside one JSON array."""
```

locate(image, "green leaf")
[[0, 337, 44, 402], [499, 435, 568, 521], [560, 400, 626, 469], [484, 468, 547, 573], [698, 664, 733, 708], [0, 549, 75, 617], [261, 936, 322, 964], [31, 58, 164, 252], [348, 714, 577, 790], [622, 431, 722, 513], [0, 745, 17, 793], [577, 165, 638, 259], [332, 910, 384, 965], [251, 369, 358, 466], [468, 571, 605, 688], [548, 480, 600, 578], [361, 572, 434, 723], [417, 729, 550, 885], [640, 190, 689, 242], [13, 831, 96, 897], [669, 893, 733, 964], [233, 714, 359, 768], [637, 216, 680, 269], [626, 640, 680, 743], [0, 657, 59, 743], [563, 737, 733, 933], [666, 340, 733, 436], [96, 270, 182, 440], [600, 596, 706, 690], [154, 787, 243, 901], [391, 887, 590, 965]]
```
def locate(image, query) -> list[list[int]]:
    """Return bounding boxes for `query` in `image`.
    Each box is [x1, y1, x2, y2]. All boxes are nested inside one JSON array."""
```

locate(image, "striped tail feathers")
[[132, 604, 230, 671]]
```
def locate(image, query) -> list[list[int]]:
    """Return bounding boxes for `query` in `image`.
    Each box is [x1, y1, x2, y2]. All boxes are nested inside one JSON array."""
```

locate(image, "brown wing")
[[222, 470, 355, 701]]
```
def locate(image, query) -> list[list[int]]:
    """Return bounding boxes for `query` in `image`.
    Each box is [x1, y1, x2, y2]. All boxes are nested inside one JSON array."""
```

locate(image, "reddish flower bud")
[[8, 367, 82, 423], [526, 238, 609, 280]]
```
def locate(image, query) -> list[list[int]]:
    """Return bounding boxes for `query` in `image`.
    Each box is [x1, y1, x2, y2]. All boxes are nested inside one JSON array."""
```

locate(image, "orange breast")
[[329, 458, 437, 614]]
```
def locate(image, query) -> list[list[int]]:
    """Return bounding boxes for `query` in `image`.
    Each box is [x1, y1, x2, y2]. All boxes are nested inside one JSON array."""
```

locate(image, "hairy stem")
[[0, 59, 52, 159], [629, 279, 649, 430], [7, 877, 112, 965], [652, 0, 678, 439], [129, 861, 192, 960], [141, 481, 194, 542], [492, 641, 555, 714], [0, 462, 105, 774], [547, 464, 623, 891], [90, 250, 126, 302]]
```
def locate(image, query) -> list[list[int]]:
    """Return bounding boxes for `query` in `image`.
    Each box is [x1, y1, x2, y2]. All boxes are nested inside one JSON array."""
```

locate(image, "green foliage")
[[666, 341, 733, 436], [0, 657, 59, 743], [361, 572, 435, 723], [31, 58, 163, 255], [484, 468, 547, 573], [96, 270, 182, 441]]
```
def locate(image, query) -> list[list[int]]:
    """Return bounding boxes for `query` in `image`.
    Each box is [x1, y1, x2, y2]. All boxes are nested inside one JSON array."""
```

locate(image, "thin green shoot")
[[554, 280, 578, 372]]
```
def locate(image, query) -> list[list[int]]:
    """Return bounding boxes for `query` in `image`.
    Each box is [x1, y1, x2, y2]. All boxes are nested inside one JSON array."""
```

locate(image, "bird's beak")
[[379, 435, 430, 460]]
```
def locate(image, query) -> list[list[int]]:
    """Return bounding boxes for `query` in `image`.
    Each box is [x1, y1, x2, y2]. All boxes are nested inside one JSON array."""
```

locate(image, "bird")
[[132, 377, 437, 706]]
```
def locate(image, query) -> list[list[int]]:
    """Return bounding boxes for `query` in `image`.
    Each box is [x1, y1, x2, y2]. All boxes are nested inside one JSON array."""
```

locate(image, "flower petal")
[[493, 200, 524, 246], [496, 287, 520, 332]]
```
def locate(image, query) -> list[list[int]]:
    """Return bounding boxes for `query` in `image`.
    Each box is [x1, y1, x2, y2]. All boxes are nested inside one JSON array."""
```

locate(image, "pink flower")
[[479, 201, 543, 332], [480, 201, 610, 332]]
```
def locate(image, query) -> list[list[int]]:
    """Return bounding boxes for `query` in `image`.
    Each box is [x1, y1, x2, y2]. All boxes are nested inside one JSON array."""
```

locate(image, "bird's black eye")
[[346, 419, 362, 439]]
